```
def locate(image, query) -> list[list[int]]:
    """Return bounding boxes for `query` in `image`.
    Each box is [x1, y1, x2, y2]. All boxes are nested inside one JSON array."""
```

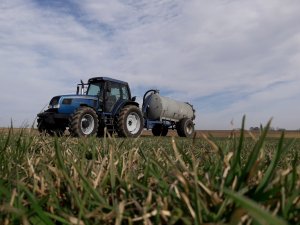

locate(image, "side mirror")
[[131, 96, 136, 101]]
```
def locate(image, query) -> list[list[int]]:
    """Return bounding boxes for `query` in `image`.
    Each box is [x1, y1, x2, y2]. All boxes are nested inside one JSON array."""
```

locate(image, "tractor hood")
[[47, 95, 100, 114]]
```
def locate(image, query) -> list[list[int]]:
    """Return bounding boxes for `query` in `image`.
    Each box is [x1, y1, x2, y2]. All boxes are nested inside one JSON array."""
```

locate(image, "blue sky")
[[1, 0, 300, 129]]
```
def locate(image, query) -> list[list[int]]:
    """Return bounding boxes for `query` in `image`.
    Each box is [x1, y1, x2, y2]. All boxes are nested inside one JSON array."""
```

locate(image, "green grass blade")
[[240, 119, 271, 185], [224, 188, 288, 225], [255, 133, 295, 194], [255, 132, 284, 194], [21, 186, 55, 225], [193, 160, 202, 225], [226, 115, 245, 186], [44, 212, 71, 224], [0, 180, 10, 197], [54, 138, 82, 209], [234, 115, 245, 169], [109, 146, 116, 190], [73, 163, 111, 209], [290, 149, 298, 192], [282, 190, 300, 219], [1, 126, 12, 153]]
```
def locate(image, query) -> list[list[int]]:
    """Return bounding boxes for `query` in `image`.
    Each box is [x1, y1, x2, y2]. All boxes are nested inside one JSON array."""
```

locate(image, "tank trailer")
[[37, 77, 196, 138], [142, 90, 195, 137]]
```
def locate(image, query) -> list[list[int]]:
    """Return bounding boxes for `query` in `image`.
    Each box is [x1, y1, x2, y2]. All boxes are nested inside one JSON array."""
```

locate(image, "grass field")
[[0, 120, 300, 224]]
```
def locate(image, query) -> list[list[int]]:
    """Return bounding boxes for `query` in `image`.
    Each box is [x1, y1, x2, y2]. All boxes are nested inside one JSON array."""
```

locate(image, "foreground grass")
[[0, 120, 300, 224]]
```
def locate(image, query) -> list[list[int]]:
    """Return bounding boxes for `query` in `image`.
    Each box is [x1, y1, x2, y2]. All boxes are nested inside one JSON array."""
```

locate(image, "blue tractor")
[[37, 77, 144, 137]]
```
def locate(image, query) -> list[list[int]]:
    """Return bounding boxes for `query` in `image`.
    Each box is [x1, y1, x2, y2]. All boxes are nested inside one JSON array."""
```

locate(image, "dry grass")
[[0, 119, 300, 224], [1, 128, 299, 139]]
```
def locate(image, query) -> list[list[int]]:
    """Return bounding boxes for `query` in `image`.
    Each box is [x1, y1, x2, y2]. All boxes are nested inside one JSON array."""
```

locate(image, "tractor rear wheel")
[[117, 105, 144, 138], [69, 107, 98, 137], [176, 118, 195, 138], [152, 124, 168, 136]]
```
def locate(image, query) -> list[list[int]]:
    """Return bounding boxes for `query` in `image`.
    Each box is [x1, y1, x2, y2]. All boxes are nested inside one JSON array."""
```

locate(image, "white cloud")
[[0, 0, 300, 129]]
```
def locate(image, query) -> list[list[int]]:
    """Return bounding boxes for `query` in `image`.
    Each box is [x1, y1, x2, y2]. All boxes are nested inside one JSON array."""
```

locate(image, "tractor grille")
[[46, 108, 58, 113]]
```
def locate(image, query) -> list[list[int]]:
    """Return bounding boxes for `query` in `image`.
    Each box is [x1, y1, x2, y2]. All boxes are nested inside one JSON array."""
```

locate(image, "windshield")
[[87, 82, 103, 96]]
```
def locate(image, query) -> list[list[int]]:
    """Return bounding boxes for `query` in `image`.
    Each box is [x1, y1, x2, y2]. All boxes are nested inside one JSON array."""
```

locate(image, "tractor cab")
[[77, 77, 132, 113]]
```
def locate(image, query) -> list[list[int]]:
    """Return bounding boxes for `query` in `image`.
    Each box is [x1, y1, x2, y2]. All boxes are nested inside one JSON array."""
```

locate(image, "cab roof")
[[88, 77, 128, 85]]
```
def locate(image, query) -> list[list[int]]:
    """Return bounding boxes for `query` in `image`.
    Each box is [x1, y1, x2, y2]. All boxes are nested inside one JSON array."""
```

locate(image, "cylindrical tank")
[[143, 90, 195, 122]]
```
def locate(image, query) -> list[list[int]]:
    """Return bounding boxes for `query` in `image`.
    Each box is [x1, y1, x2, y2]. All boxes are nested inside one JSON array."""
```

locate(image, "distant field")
[[143, 129, 300, 138], [1, 125, 299, 224]]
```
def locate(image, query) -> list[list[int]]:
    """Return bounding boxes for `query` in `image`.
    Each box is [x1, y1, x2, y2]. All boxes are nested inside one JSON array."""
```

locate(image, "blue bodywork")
[[49, 94, 138, 116], [37, 94, 100, 129], [49, 95, 99, 114], [38, 94, 135, 126]]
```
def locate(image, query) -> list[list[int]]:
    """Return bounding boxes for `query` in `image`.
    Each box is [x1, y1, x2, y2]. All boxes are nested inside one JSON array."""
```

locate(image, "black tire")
[[37, 118, 46, 133], [37, 119, 52, 136], [176, 118, 195, 138], [69, 107, 98, 137], [37, 118, 65, 136], [117, 105, 144, 138], [152, 124, 168, 136]]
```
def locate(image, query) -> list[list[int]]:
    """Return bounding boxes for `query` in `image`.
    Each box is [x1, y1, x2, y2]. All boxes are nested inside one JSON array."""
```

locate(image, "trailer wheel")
[[69, 107, 98, 137], [152, 124, 168, 136], [176, 118, 195, 138], [117, 105, 144, 138]]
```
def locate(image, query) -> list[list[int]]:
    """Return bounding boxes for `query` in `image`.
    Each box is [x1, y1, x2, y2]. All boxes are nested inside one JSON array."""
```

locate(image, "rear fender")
[[111, 100, 139, 116]]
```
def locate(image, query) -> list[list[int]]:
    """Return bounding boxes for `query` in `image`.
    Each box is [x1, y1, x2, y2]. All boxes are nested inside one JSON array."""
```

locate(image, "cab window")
[[121, 85, 130, 100], [87, 83, 103, 96], [110, 83, 121, 100]]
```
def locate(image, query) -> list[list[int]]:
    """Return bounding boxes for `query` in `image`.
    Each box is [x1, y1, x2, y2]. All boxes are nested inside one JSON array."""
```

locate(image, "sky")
[[0, 0, 300, 130]]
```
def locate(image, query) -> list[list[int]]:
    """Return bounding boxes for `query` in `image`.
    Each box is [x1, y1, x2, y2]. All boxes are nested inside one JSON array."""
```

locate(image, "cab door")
[[105, 82, 121, 112]]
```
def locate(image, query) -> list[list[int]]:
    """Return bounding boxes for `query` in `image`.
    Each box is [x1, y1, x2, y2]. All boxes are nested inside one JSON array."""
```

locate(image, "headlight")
[[48, 104, 60, 109], [49, 96, 61, 109]]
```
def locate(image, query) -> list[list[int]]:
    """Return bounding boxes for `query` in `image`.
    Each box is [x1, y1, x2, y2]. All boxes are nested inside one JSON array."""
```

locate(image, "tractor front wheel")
[[69, 107, 98, 137], [37, 118, 65, 136], [117, 105, 144, 138]]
